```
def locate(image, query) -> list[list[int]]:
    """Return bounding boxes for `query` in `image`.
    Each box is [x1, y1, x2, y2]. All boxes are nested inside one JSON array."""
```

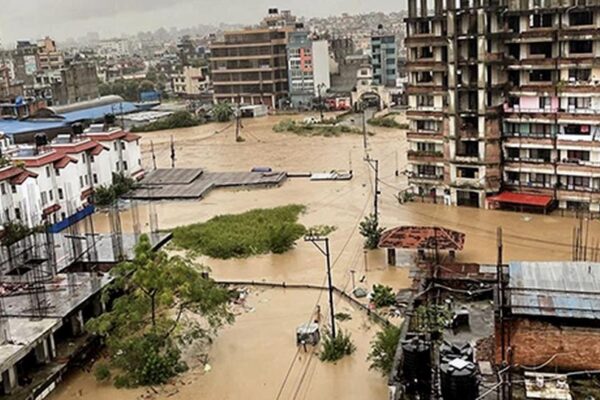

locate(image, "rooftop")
[[379, 226, 466, 251], [508, 261, 600, 320]]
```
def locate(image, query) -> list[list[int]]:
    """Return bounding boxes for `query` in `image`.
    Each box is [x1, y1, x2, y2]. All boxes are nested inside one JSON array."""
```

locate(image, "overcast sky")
[[0, 0, 406, 45]]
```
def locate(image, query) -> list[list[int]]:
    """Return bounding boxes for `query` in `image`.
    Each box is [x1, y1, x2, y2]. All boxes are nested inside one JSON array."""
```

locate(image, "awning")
[[487, 192, 553, 208]]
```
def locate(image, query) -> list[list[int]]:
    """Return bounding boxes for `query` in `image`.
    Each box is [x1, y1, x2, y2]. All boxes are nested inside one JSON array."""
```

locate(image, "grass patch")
[[367, 116, 407, 129], [172, 205, 307, 259], [273, 118, 374, 137], [131, 111, 203, 132]]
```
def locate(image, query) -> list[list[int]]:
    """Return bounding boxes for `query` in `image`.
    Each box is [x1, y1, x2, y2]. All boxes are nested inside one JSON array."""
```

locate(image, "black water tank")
[[440, 341, 474, 363], [440, 359, 479, 400], [104, 113, 116, 126], [72, 123, 84, 135], [34, 133, 48, 147], [268, 8, 278, 14], [402, 337, 431, 395]]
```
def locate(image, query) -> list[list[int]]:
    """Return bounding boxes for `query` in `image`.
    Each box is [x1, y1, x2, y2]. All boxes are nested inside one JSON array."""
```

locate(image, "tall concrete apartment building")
[[371, 28, 398, 87], [287, 31, 331, 108], [210, 9, 297, 108], [405, 0, 600, 212]]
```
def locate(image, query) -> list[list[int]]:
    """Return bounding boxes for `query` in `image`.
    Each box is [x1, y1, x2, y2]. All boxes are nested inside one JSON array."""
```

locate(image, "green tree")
[[367, 325, 402, 376], [371, 284, 396, 308], [212, 102, 234, 122], [319, 329, 356, 363], [359, 214, 385, 250], [86, 235, 233, 387]]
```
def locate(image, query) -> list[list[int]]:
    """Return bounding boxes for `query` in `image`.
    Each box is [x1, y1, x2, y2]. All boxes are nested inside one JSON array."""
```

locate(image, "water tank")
[[72, 123, 84, 135], [104, 113, 116, 126], [440, 341, 474, 363], [34, 133, 48, 147], [440, 358, 479, 400], [402, 337, 431, 395], [268, 8, 278, 14]]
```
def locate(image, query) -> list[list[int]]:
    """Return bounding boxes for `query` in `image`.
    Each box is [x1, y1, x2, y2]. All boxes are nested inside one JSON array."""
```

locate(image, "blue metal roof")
[[509, 261, 600, 320], [61, 101, 138, 123], [0, 119, 68, 136]]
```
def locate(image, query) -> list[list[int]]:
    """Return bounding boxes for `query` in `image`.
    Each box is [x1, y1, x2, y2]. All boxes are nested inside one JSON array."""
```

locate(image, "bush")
[[273, 118, 368, 137], [94, 173, 137, 207], [94, 362, 112, 383], [371, 284, 396, 308], [212, 102, 234, 122], [172, 205, 307, 259], [319, 329, 356, 363], [367, 325, 402, 376], [131, 111, 203, 132], [359, 214, 385, 250], [368, 116, 403, 129]]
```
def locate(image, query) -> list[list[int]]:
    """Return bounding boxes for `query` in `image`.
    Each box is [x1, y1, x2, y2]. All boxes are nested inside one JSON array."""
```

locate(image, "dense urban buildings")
[[405, 0, 600, 212], [210, 9, 298, 108]]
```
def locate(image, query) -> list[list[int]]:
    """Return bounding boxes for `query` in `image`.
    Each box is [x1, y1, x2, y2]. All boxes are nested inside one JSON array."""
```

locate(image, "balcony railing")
[[408, 150, 444, 158]]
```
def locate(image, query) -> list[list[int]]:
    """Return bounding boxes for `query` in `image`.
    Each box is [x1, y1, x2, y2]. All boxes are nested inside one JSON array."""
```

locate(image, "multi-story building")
[[37, 37, 65, 71], [50, 62, 100, 106], [405, 0, 600, 213], [371, 27, 398, 87], [171, 66, 210, 96], [287, 31, 331, 108], [210, 9, 297, 108]]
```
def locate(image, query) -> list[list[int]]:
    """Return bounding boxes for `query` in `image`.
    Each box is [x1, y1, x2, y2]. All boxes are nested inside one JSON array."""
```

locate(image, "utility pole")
[[235, 95, 242, 142], [497, 227, 509, 400], [364, 156, 380, 220], [362, 104, 368, 151], [170, 135, 175, 168], [304, 235, 336, 339], [318, 83, 324, 121], [150, 141, 157, 170]]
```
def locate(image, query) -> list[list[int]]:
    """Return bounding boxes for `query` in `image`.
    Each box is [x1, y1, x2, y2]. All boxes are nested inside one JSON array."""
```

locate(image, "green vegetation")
[[86, 235, 232, 388], [172, 205, 307, 259], [371, 284, 396, 308], [367, 116, 404, 129], [334, 312, 352, 322], [367, 324, 402, 376], [212, 102, 234, 122], [413, 305, 453, 336], [273, 119, 373, 137], [131, 111, 203, 133], [359, 214, 385, 250], [1, 222, 45, 247], [94, 362, 112, 383], [319, 329, 356, 363], [94, 173, 138, 207], [99, 79, 157, 102]]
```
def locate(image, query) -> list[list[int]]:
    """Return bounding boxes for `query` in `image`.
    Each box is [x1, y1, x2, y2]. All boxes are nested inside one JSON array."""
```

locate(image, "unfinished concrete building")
[[405, 0, 600, 211]]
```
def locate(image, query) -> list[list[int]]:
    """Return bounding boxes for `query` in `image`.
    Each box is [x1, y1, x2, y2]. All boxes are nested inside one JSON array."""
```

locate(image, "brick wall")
[[495, 318, 600, 371]]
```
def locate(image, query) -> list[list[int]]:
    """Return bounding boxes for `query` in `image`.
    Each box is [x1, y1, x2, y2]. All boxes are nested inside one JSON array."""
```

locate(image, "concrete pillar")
[[420, 0, 428, 17], [408, 0, 417, 18], [70, 310, 85, 337], [48, 334, 57, 359], [2, 366, 18, 394], [92, 296, 104, 317], [34, 338, 50, 365]]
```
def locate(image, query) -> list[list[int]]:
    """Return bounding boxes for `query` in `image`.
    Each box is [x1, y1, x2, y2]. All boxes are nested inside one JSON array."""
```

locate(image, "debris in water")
[[353, 287, 368, 298], [204, 364, 212, 373]]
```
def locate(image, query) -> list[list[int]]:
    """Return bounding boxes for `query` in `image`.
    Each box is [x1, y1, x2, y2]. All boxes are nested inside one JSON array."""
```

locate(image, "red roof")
[[487, 192, 553, 208], [54, 156, 78, 169], [43, 203, 61, 216], [0, 166, 37, 185], [52, 140, 99, 155], [90, 143, 108, 156], [123, 132, 141, 142], [10, 169, 38, 185], [379, 226, 466, 251], [15, 151, 66, 168], [84, 130, 126, 142]]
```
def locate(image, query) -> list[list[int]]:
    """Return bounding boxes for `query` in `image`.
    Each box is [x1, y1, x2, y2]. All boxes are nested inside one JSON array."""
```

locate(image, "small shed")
[[378, 226, 466, 265]]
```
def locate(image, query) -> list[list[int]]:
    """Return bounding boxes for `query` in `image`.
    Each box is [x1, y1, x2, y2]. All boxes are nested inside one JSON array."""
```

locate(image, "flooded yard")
[[53, 113, 598, 400]]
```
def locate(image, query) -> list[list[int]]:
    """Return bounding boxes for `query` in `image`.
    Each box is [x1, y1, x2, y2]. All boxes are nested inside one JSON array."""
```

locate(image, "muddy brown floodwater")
[[52, 112, 599, 400]]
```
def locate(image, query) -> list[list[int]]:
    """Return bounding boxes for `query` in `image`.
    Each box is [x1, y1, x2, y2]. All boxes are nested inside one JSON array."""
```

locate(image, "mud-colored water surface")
[[51, 113, 598, 400]]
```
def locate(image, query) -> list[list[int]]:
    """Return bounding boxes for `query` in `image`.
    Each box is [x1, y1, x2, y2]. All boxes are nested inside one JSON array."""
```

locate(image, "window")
[[530, 70, 552, 82], [416, 72, 433, 83], [563, 124, 590, 135], [55, 168, 60, 176], [507, 171, 520, 183], [530, 14, 552, 28], [530, 149, 551, 162], [567, 97, 591, 110], [567, 176, 590, 189], [417, 165, 437, 177], [569, 11, 593, 26], [58, 188, 64, 200], [416, 142, 437, 152], [569, 40, 593, 54], [46, 166, 51, 177], [419, 47, 433, 59], [123, 161, 128, 171], [113, 142, 118, 151], [568, 68, 591, 82], [48, 190, 53, 201], [529, 42, 552, 58], [14, 208, 21, 220], [11, 185, 16, 194], [566, 150, 590, 162], [93, 174, 98, 184], [41, 192, 47, 205], [417, 120, 438, 132], [530, 173, 550, 186], [457, 167, 478, 179], [417, 95, 434, 107], [0, 184, 5, 195], [79, 176, 84, 188], [506, 148, 520, 160], [85, 175, 89, 185], [539, 97, 552, 109], [531, 123, 552, 137], [121, 142, 126, 150]]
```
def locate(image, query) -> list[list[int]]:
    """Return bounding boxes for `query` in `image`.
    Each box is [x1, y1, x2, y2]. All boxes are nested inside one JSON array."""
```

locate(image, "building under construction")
[[0, 203, 168, 400], [405, 0, 600, 212]]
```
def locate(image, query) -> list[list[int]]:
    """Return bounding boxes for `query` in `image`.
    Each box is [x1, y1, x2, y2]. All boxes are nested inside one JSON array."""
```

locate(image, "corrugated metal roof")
[[61, 101, 138, 123], [508, 261, 600, 320], [0, 119, 68, 136]]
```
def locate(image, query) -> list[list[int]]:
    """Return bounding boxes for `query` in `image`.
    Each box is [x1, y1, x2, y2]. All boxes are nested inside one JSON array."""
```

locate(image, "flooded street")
[[54, 113, 598, 400]]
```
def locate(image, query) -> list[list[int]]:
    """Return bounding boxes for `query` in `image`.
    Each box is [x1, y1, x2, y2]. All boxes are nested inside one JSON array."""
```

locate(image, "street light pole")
[[304, 235, 336, 339]]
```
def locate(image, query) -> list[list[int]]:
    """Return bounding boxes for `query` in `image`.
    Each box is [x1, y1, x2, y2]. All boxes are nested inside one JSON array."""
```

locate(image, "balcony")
[[408, 150, 444, 162], [410, 174, 444, 182]]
